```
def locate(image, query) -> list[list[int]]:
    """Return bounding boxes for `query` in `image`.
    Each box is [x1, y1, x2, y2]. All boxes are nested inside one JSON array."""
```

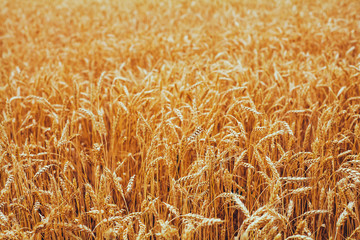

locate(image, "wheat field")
[[0, 0, 360, 239]]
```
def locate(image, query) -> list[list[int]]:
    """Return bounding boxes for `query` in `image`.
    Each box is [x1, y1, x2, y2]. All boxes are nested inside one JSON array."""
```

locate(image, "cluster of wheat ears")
[[0, 0, 359, 239]]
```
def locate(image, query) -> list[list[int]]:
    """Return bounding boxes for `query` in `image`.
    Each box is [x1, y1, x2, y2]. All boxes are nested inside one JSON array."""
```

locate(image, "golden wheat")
[[0, 0, 360, 239]]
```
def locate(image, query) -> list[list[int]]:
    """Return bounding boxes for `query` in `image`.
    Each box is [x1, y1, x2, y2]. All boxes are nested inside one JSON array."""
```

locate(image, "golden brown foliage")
[[0, 0, 360, 239]]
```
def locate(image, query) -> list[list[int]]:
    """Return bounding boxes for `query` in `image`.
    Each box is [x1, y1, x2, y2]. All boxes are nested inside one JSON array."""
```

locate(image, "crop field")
[[0, 0, 360, 239]]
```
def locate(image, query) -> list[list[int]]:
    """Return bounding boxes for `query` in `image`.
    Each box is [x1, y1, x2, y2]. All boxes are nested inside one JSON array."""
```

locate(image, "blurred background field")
[[0, 0, 360, 239]]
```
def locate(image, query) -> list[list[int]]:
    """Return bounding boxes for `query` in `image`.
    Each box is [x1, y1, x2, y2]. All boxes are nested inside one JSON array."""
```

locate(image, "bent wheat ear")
[[187, 126, 204, 142], [233, 195, 250, 218], [285, 235, 313, 240], [336, 202, 355, 233], [126, 175, 135, 196]]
